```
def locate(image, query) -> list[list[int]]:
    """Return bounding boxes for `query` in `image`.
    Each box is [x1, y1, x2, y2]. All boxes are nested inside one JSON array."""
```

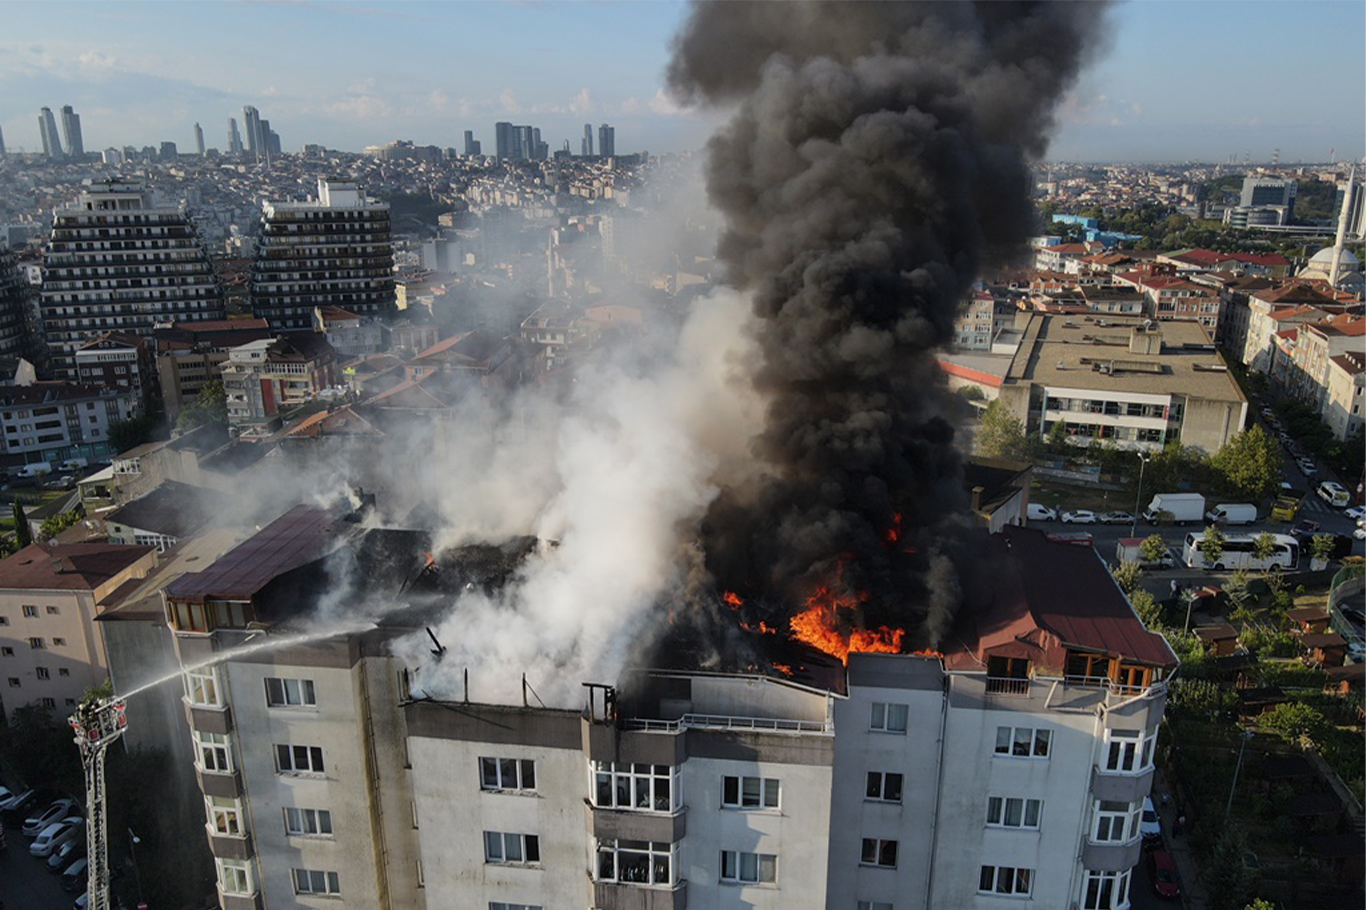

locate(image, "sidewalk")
[[1151, 767, 1207, 910]]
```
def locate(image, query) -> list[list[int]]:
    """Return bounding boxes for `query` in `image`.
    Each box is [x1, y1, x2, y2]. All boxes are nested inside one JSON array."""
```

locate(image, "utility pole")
[[1130, 452, 1151, 538]]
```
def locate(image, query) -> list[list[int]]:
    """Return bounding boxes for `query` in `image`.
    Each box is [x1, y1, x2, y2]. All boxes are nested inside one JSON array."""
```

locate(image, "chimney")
[[50, 557, 66, 574], [971, 485, 985, 513]]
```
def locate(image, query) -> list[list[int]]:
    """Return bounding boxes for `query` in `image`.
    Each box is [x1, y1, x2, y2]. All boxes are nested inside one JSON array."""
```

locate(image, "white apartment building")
[[40, 179, 224, 378], [0, 380, 139, 468], [156, 510, 1175, 910]]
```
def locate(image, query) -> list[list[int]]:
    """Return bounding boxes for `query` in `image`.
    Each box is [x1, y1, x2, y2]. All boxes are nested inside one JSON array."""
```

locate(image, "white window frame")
[[870, 701, 908, 732], [1081, 868, 1131, 909], [217, 858, 254, 896], [293, 868, 341, 896], [866, 771, 903, 802], [857, 903, 893, 910], [490, 904, 543, 910], [1103, 728, 1155, 773], [595, 838, 675, 886], [860, 838, 898, 868], [194, 730, 233, 773], [1091, 800, 1141, 843], [480, 757, 536, 791], [721, 775, 779, 809], [185, 667, 222, 707], [284, 807, 333, 837], [592, 761, 678, 813], [484, 831, 541, 865], [986, 796, 1042, 830], [994, 725, 1052, 758], [979, 865, 1034, 897], [720, 848, 776, 884], [207, 796, 244, 837], [265, 676, 316, 708], [275, 743, 325, 776]]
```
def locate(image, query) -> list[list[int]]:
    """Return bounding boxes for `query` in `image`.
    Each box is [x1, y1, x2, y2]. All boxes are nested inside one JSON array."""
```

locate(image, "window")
[[208, 796, 243, 836], [293, 868, 341, 896], [870, 702, 908, 732], [994, 725, 1051, 758], [7, 678, 19, 688], [860, 838, 898, 868], [491, 904, 543, 910], [979, 865, 1034, 897], [218, 859, 253, 895], [722, 775, 779, 809], [858, 903, 893, 910], [592, 761, 677, 812], [866, 772, 903, 802], [36, 667, 49, 680], [1092, 800, 1140, 843], [28, 637, 44, 650], [986, 797, 1042, 829], [276, 744, 325, 775], [45, 606, 59, 615], [285, 807, 333, 837], [0, 647, 11, 656], [52, 638, 65, 647], [720, 849, 776, 884], [1104, 729, 1155, 773], [40, 697, 55, 709], [1081, 869, 1131, 909], [186, 668, 221, 707], [22, 605, 37, 618], [58, 668, 69, 676], [484, 831, 541, 865], [65, 698, 75, 707], [195, 731, 233, 773], [480, 757, 536, 791], [265, 677, 316, 707], [0, 617, 8, 626]]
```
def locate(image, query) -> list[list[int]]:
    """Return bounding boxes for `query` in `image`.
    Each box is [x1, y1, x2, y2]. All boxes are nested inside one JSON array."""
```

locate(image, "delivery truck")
[[1143, 493, 1206, 525], [1205, 503, 1257, 526]]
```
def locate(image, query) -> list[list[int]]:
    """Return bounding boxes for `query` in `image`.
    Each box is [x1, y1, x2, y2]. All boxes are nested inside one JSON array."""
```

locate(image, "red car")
[[1148, 848, 1181, 900]]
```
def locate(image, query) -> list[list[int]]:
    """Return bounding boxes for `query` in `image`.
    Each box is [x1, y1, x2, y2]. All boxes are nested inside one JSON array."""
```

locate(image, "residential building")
[[154, 319, 273, 424], [39, 179, 225, 377], [954, 291, 999, 350], [0, 541, 156, 716], [60, 105, 84, 158], [1285, 315, 1366, 407], [38, 107, 64, 161], [1323, 352, 1365, 442], [0, 381, 139, 468], [159, 515, 1172, 910], [250, 178, 395, 330], [991, 314, 1248, 452], [0, 243, 35, 361], [73, 332, 154, 406], [221, 333, 339, 430], [104, 480, 226, 551], [1242, 293, 1335, 373], [312, 306, 387, 357], [1080, 285, 1146, 316]]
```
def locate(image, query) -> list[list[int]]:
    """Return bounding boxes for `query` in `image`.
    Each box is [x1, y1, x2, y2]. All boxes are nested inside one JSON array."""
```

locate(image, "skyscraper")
[[582, 122, 594, 157], [228, 118, 244, 155], [40, 179, 225, 377], [194, 122, 205, 156], [598, 123, 616, 158], [38, 107, 64, 160], [60, 105, 84, 158], [495, 121, 513, 159], [463, 130, 481, 156], [242, 105, 261, 156], [0, 123, 6, 157]]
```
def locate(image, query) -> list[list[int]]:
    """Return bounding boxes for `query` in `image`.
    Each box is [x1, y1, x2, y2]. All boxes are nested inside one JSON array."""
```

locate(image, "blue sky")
[[0, 0, 1361, 163]]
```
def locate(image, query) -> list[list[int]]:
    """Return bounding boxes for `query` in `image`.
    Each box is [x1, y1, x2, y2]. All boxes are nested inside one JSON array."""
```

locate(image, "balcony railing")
[[623, 713, 831, 735], [985, 677, 1031, 696]]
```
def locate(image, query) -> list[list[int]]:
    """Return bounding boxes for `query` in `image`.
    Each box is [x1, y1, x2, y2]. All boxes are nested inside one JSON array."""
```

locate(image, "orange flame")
[[740, 620, 778, 635], [723, 591, 744, 610], [885, 512, 903, 544], [771, 663, 795, 676], [789, 582, 905, 664], [423, 551, 435, 569]]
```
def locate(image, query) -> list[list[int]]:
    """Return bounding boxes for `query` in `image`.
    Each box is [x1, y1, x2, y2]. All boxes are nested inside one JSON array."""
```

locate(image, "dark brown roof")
[[1285, 607, 1331, 623], [0, 542, 154, 592], [105, 481, 226, 540], [1301, 632, 1347, 649], [1195, 623, 1239, 642], [164, 505, 341, 603], [1325, 663, 1366, 684]]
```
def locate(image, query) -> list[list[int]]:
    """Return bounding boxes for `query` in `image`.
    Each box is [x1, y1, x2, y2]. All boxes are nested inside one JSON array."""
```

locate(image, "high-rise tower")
[[0, 241, 36, 361], [242, 105, 261, 156], [60, 105, 84, 158], [250, 178, 395, 330], [194, 122, 206, 156], [228, 118, 244, 155], [582, 122, 594, 157], [40, 179, 225, 377], [39, 107, 65, 160], [598, 123, 615, 159]]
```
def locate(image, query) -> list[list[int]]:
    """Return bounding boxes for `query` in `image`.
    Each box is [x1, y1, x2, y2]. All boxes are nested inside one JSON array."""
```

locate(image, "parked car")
[[0, 786, 14, 808], [1148, 848, 1181, 900], [1345, 505, 1366, 522], [61, 856, 89, 892], [1297, 457, 1318, 476], [1316, 480, 1350, 507], [30, 818, 83, 858], [1139, 796, 1161, 843], [1026, 503, 1058, 522], [23, 798, 80, 838], [1290, 518, 1322, 546], [1061, 510, 1097, 524], [0, 788, 39, 818], [1097, 511, 1135, 525], [74, 892, 89, 910], [47, 836, 85, 872]]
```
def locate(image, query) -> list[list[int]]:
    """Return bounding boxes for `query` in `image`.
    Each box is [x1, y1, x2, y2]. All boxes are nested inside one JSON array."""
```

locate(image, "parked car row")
[[0, 786, 90, 892], [1026, 504, 1136, 525]]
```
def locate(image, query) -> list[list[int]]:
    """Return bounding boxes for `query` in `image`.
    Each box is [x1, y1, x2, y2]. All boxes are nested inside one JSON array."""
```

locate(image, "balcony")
[[185, 700, 233, 734], [985, 677, 1031, 696], [196, 766, 243, 799], [593, 880, 687, 910], [217, 889, 263, 910], [621, 714, 831, 735], [206, 824, 254, 861]]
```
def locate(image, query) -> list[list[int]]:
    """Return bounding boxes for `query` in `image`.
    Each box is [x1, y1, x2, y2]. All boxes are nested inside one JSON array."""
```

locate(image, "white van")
[[59, 458, 88, 473], [14, 463, 52, 478], [1205, 503, 1257, 526], [1317, 481, 1351, 508]]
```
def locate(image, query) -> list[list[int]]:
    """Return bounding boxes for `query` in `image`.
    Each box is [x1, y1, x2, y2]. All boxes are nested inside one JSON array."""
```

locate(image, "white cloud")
[[620, 96, 641, 114], [569, 87, 592, 114], [647, 88, 690, 117], [429, 89, 449, 111], [499, 88, 520, 114], [323, 93, 392, 120]]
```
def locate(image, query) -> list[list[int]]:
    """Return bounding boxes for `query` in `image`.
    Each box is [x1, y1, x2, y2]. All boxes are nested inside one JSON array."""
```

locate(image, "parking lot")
[[0, 830, 83, 910]]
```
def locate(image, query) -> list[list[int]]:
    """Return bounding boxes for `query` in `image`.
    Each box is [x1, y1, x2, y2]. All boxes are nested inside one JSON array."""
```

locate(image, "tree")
[[176, 381, 228, 432], [1201, 524, 1227, 567], [1112, 560, 1142, 594], [1243, 900, 1276, 910], [107, 413, 157, 455], [1261, 702, 1329, 747], [1210, 426, 1283, 500], [1310, 533, 1337, 563], [1140, 534, 1168, 564], [1205, 828, 1256, 910], [12, 501, 31, 548], [1251, 532, 1277, 565], [1045, 419, 1069, 453], [974, 399, 1030, 460], [1130, 589, 1164, 629]]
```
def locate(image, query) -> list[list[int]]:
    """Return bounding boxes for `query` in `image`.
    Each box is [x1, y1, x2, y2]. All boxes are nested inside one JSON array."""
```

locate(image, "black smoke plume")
[[669, 1, 1110, 645]]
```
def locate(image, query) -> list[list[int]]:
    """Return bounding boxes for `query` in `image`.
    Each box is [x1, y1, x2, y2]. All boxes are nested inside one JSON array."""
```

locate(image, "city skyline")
[[0, 0, 1361, 163]]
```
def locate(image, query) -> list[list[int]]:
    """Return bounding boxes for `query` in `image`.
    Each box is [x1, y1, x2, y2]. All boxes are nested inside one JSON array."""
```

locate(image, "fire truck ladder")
[[69, 698, 128, 910]]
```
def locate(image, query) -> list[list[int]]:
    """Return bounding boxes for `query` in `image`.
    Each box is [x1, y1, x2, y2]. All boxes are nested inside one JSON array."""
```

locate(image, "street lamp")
[[1223, 730, 1256, 826], [1130, 452, 1152, 538], [128, 828, 145, 906]]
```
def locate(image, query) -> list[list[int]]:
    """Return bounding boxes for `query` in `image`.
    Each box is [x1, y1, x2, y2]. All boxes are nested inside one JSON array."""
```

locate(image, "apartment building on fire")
[[156, 507, 1175, 910]]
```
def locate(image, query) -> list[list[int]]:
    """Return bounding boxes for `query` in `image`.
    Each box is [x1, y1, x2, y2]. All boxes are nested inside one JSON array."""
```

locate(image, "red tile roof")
[[0, 543, 154, 592]]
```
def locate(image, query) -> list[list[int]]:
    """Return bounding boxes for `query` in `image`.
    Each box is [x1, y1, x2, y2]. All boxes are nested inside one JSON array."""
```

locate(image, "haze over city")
[[0, 0, 1363, 162]]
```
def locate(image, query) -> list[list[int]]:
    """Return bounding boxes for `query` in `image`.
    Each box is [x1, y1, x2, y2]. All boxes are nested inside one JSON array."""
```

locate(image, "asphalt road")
[[0, 832, 83, 910]]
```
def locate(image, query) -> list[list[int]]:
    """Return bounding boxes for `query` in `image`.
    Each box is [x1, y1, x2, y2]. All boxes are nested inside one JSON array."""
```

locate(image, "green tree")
[[1130, 589, 1164, 629], [975, 399, 1030, 460], [107, 412, 157, 454], [1140, 534, 1168, 563], [1045, 419, 1069, 453], [12, 501, 31, 548], [176, 381, 228, 432], [1261, 702, 1329, 747], [1201, 524, 1227, 567], [1251, 532, 1277, 564], [1310, 533, 1337, 563], [1210, 426, 1283, 500], [38, 509, 83, 543], [1242, 899, 1276, 910], [1205, 828, 1256, 910], [1112, 560, 1142, 594]]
